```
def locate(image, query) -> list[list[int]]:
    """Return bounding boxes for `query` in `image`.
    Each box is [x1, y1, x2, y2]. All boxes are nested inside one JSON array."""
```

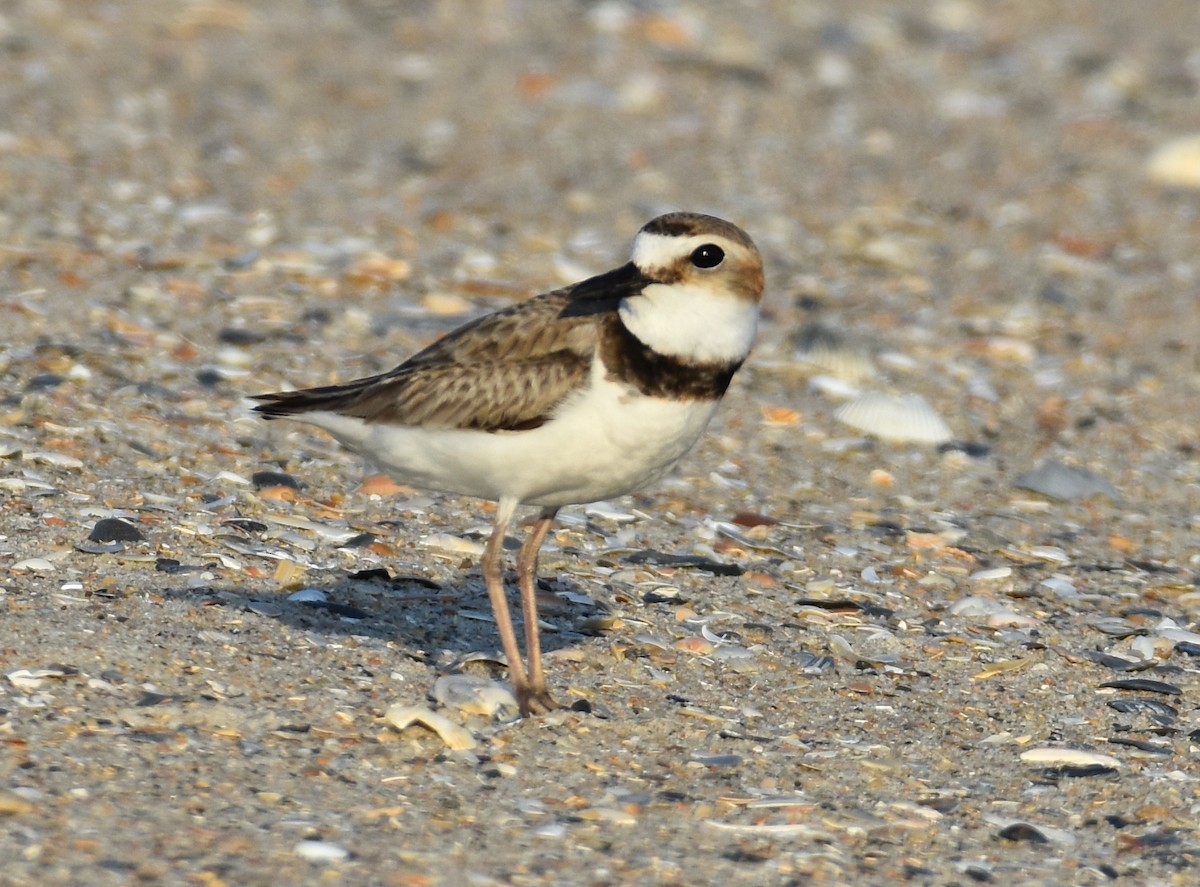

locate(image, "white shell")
[[385, 704, 477, 750], [294, 840, 350, 863], [793, 324, 876, 383], [432, 674, 519, 719], [1019, 747, 1121, 768], [834, 392, 952, 444], [1146, 134, 1200, 189], [808, 374, 861, 400]]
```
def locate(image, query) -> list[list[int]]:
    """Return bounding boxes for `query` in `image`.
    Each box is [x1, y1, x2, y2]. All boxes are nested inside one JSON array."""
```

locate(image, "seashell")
[[792, 323, 876, 383], [969, 566, 1012, 582], [584, 500, 639, 522], [293, 840, 350, 863], [23, 451, 84, 469], [973, 659, 1031, 680], [0, 788, 35, 816], [834, 392, 952, 444], [88, 517, 144, 543], [1039, 576, 1076, 598], [1026, 546, 1070, 564], [1099, 678, 1182, 695], [11, 558, 56, 573], [76, 541, 125, 555], [1153, 618, 1200, 645], [385, 704, 476, 750], [1012, 461, 1119, 502], [1082, 650, 1145, 671], [432, 674, 518, 720], [948, 596, 1009, 618], [421, 533, 485, 556], [1019, 748, 1121, 768], [988, 817, 1077, 846], [1128, 635, 1159, 662], [7, 668, 67, 691], [251, 470, 301, 490], [1146, 134, 1200, 189], [807, 374, 861, 400], [792, 652, 836, 674], [1107, 698, 1178, 722], [703, 820, 821, 837]]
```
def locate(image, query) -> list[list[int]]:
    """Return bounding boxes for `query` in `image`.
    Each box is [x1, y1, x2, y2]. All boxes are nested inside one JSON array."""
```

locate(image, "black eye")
[[690, 244, 724, 269]]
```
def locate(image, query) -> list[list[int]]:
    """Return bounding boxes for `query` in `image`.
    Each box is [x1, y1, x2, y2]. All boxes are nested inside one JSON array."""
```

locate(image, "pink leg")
[[515, 507, 561, 714], [481, 498, 531, 705]]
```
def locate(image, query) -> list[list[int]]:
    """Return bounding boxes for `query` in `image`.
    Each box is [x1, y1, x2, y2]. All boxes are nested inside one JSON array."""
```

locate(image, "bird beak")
[[559, 262, 653, 317]]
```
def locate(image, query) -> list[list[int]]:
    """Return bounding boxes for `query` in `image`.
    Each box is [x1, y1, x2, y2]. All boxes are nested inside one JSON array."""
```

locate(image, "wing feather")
[[253, 288, 601, 432]]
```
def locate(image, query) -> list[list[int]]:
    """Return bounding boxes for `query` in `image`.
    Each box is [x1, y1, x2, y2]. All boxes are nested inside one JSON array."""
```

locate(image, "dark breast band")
[[600, 318, 741, 401]]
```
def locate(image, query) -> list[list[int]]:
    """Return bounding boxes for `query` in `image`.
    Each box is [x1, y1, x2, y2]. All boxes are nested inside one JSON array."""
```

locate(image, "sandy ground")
[[3, 1, 1200, 885]]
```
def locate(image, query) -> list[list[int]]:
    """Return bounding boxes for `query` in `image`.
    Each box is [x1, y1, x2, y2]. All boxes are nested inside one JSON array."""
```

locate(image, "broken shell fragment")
[[384, 704, 477, 750], [1012, 461, 1119, 502]]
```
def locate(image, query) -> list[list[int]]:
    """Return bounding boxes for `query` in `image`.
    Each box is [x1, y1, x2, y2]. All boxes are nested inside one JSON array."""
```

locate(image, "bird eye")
[[690, 244, 725, 269]]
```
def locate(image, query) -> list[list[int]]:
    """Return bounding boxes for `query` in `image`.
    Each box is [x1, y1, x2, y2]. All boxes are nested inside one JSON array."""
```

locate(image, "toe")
[[517, 685, 562, 717]]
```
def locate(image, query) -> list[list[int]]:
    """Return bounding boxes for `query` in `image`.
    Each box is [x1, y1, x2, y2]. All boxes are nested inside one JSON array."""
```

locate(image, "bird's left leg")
[[514, 506, 561, 714]]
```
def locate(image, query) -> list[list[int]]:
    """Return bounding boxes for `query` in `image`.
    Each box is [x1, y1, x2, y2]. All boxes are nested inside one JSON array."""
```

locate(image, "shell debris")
[[384, 704, 477, 751]]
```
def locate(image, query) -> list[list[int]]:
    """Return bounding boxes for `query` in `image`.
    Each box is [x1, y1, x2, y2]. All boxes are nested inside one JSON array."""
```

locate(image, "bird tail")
[[251, 381, 371, 418]]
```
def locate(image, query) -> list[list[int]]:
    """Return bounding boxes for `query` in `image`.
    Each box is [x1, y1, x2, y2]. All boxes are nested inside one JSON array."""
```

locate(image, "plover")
[[253, 212, 764, 715]]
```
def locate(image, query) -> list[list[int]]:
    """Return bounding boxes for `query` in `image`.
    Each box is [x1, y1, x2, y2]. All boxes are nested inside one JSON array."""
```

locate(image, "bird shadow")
[[158, 565, 601, 667]]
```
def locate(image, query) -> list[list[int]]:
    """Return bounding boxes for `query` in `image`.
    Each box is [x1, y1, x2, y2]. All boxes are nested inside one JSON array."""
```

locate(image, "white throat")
[[618, 282, 757, 364]]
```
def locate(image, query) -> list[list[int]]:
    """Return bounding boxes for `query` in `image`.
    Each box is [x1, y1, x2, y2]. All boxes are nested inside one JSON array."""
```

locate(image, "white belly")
[[289, 370, 722, 507]]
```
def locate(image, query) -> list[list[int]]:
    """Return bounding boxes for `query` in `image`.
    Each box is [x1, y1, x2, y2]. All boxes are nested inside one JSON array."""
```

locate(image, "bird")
[[252, 212, 764, 716]]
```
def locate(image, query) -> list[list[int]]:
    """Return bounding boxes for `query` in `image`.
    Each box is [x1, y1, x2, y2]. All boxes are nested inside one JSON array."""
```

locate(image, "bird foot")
[[516, 684, 562, 717]]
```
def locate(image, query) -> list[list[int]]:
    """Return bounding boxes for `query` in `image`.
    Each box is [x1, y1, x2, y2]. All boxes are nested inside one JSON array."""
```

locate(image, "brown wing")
[[253, 288, 600, 432]]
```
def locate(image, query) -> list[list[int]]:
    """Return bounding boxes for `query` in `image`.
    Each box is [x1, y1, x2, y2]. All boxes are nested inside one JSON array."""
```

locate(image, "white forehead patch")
[[632, 231, 716, 271]]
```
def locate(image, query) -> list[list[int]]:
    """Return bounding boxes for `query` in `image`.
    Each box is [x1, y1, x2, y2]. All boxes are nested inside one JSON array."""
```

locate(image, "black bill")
[[559, 262, 653, 318]]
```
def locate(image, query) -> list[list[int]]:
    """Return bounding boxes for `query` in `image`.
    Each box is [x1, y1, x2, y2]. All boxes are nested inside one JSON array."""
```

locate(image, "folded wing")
[[253, 289, 601, 432]]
